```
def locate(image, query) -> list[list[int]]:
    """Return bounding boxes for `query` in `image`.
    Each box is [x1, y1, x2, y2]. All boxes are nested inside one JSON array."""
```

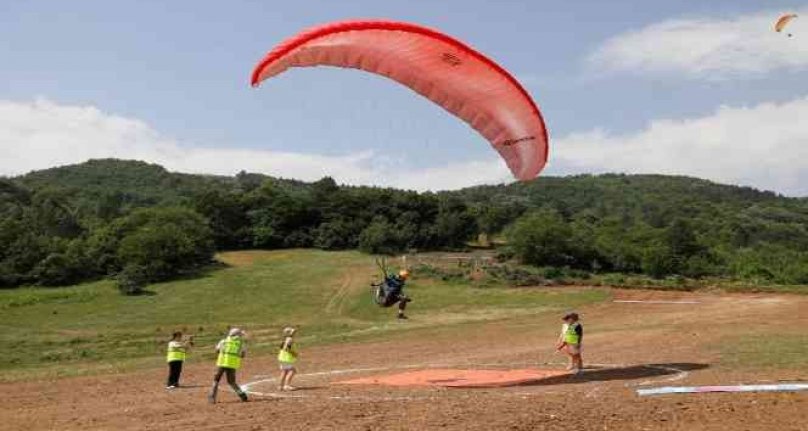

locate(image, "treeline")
[[0, 160, 476, 290], [462, 175, 808, 284], [1, 159, 806, 290], [505, 208, 807, 284]]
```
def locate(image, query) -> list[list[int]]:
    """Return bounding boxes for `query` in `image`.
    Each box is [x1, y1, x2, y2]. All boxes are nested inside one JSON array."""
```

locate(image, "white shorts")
[[279, 362, 296, 371], [563, 344, 582, 355]]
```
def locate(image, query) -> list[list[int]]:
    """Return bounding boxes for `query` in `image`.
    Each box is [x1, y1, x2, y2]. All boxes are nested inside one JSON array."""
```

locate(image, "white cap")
[[228, 328, 244, 337]]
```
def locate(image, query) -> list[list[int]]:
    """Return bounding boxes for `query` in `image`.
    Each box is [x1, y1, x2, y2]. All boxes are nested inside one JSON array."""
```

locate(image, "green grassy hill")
[[12, 159, 806, 206], [3, 159, 806, 288], [0, 250, 608, 381]]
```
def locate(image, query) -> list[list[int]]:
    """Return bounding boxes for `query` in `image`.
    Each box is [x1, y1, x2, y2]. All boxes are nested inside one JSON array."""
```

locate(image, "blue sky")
[[1, 1, 806, 195]]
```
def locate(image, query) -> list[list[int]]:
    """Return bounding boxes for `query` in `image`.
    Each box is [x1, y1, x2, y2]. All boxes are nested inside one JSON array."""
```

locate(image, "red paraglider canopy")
[[251, 20, 549, 181]]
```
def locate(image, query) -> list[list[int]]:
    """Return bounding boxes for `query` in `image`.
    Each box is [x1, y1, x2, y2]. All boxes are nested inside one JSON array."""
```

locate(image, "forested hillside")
[[458, 176, 808, 283], [2, 159, 806, 289]]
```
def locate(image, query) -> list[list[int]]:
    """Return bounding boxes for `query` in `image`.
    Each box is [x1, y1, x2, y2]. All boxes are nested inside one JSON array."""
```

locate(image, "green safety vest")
[[564, 322, 581, 345], [166, 343, 186, 362], [216, 336, 243, 369], [277, 340, 297, 364]]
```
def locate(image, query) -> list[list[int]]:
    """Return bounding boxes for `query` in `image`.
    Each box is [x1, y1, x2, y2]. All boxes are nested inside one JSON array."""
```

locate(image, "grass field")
[[4, 250, 807, 431], [718, 333, 808, 370], [0, 250, 609, 381]]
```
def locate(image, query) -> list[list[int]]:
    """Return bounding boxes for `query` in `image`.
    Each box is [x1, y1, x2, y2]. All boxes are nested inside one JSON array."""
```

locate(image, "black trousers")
[[209, 367, 248, 401], [383, 293, 411, 311], [166, 360, 183, 387]]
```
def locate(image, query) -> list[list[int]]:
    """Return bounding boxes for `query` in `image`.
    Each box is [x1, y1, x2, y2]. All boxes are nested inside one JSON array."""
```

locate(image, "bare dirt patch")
[[2, 289, 806, 431]]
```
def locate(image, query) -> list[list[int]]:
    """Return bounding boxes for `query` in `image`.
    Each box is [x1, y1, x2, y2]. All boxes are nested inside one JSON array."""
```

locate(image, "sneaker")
[[166, 385, 177, 390], [207, 395, 216, 404], [283, 385, 297, 391], [398, 314, 408, 320]]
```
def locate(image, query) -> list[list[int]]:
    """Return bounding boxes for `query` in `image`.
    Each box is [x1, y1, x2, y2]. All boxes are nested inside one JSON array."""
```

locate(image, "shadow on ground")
[[517, 363, 709, 387]]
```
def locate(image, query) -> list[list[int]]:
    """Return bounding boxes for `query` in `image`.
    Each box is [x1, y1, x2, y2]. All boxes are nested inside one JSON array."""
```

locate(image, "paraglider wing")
[[775, 14, 798, 35], [251, 20, 549, 181]]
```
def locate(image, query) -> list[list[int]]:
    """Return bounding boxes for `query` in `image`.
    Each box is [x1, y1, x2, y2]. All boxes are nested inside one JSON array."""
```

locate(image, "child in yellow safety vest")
[[166, 331, 193, 389], [208, 328, 249, 404], [556, 312, 583, 373], [277, 326, 299, 391]]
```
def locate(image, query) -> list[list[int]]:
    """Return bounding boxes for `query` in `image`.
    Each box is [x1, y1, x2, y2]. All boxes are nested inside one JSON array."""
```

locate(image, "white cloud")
[[2, 98, 806, 196], [0, 99, 510, 191], [589, 8, 808, 79], [551, 96, 808, 196]]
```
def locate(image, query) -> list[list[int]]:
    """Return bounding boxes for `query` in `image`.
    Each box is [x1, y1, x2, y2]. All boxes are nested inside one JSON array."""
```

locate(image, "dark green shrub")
[[116, 264, 149, 295]]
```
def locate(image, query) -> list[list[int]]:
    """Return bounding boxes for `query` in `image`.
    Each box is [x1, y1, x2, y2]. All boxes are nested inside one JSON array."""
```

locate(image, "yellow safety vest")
[[277, 339, 297, 364], [564, 322, 581, 345], [216, 336, 243, 369], [166, 343, 187, 362]]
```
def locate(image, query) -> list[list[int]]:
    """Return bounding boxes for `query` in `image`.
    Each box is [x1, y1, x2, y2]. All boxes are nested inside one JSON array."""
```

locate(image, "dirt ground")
[[3, 289, 807, 431]]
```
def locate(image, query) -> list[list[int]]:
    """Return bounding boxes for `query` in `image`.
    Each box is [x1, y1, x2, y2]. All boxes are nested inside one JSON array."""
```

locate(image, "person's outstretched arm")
[[556, 327, 566, 350]]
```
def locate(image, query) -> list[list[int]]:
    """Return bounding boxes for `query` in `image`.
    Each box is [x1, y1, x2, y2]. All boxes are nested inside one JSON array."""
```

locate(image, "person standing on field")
[[208, 328, 249, 404], [166, 331, 193, 389], [556, 312, 583, 373], [277, 326, 299, 391]]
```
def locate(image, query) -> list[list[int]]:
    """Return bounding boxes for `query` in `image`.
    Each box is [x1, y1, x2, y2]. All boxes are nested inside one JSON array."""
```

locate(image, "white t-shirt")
[[167, 340, 186, 351]]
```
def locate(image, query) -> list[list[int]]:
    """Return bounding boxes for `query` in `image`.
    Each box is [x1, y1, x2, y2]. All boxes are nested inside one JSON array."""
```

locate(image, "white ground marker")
[[243, 362, 689, 401], [613, 300, 701, 304], [637, 383, 808, 396]]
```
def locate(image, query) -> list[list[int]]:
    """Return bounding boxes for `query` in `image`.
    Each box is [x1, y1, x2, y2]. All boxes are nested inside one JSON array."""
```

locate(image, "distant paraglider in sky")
[[250, 20, 549, 182], [775, 13, 798, 37]]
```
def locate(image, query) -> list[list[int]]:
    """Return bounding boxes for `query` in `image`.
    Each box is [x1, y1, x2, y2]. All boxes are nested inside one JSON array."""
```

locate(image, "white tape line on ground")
[[613, 300, 701, 304], [243, 361, 683, 400], [628, 364, 689, 387], [247, 391, 430, 402], [637, 383, 808, 396], [244, 364, 428, 393]]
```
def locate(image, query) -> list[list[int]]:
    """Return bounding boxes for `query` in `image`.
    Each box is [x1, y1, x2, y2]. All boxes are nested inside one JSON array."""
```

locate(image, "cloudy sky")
[[1, 1, 806, 195]]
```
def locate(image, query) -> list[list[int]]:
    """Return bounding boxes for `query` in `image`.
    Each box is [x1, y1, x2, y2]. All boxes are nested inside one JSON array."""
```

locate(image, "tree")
[[314, 220, 361, 250], [114, 208, 214, 282], [194, 189, 250, 249], [245, 181, 318, 248], [116, 264, 149, 295], [428, 196, 476, 249], [568, 210, 602, 270], [641, 244, 675, 279], [592, 217, 644, 273], [506, 209, 574, 267], [473, 199, 527, 238], [359, 217, 405, 255], [29, 188, 83, 239]]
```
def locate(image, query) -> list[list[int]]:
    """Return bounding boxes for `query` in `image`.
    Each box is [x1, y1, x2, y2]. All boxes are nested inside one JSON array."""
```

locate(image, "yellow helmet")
[[398, 269, 410, 279]]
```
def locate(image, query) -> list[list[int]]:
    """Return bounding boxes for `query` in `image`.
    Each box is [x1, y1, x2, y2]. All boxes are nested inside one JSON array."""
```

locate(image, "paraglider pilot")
[[384, 269, 412, 319], [373, 260, 412, 319]]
